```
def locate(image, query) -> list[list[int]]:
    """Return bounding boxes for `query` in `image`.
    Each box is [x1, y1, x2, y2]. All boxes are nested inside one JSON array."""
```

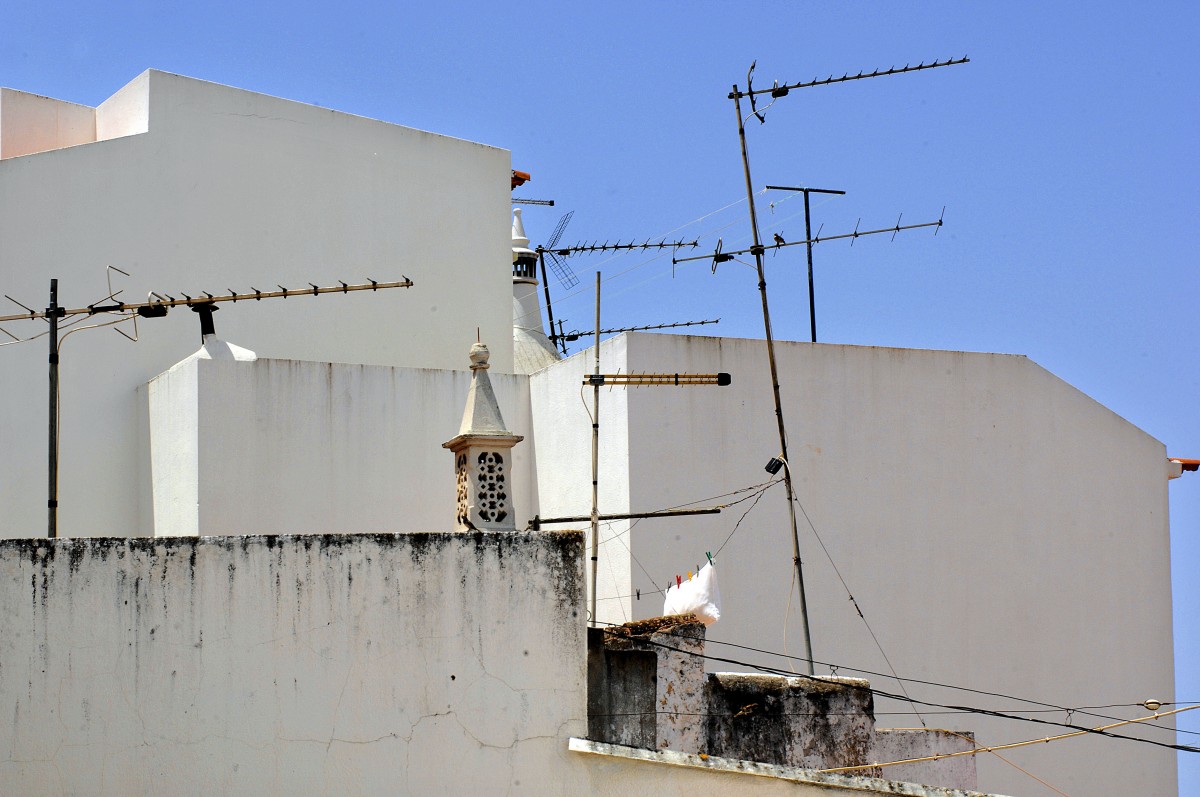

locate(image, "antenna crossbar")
[[512, 198, 556, 206], [528, 506, 722, 530], [556, 318, 720, 342], [0, 278, 414, 324], [584, 372, 732, 387], [729, 56, 970, 99], [544, 240, 699, 257], [672, 217, 943, 265]]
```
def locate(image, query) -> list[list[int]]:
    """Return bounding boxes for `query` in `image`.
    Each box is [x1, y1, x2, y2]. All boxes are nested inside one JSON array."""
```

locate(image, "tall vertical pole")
[[732, 88, 814, 674], [589, 272, 601, 627], [803, 191, 817, 343], [538, 251, 563, 355], [47, 278, 60, 539]]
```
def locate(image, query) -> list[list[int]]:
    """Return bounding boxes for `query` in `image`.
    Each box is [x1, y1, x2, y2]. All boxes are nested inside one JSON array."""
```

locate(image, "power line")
[[598, 627, 1199, 753], [641, 627, 1192, 737]]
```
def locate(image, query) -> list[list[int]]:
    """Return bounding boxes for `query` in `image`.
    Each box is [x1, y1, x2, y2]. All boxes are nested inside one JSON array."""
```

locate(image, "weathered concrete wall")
[[706, 673, 876, 772], [147, 357, 537, 536], [0, 533, 1000, 797], [537, 332, 1175, 797], [0, 70, 512, 539], [586, 619, 977, 791], [0, 533, 585, 795]]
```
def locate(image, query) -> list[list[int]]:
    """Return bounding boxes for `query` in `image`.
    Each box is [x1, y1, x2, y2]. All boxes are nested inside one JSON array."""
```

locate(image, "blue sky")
[[4, 0, 1197, 790]]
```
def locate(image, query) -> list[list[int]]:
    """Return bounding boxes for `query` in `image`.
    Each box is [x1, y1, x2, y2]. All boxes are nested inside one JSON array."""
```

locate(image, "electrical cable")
[[817, 704, 1200, 775], [777, 455, 923, 725], [638, 627, 1193, 737], [597, 628, 1200, 754]]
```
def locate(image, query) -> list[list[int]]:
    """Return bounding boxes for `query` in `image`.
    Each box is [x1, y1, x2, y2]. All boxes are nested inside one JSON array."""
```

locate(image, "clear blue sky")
[[4, 0, 1197, 790]]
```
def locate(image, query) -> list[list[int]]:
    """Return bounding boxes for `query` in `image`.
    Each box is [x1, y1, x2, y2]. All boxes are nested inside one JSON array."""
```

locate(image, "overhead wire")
[[817, 705, 1200, 775], [596, 627, 1200, 754], [918, 726, 1073, 797], [640, 626, 1191, 737], [777, 455, 923, 725]]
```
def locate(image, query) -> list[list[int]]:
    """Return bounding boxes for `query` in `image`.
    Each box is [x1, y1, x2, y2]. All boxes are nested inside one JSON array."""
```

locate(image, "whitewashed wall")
[[535, 332, 1176, 797], [0, 534, 975, 797], [147, 357, 537, 536], [0, 70, 512, 539], [0, 89, 96, 159]]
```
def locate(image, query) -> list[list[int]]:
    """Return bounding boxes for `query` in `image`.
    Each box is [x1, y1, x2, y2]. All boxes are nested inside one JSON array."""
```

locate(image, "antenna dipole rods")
[[0, 279, 415, 324], [565, 318, 720, 340], [729, 56, 969, 99], [549, 240, 699, 256], [672, 218, 944, 265]]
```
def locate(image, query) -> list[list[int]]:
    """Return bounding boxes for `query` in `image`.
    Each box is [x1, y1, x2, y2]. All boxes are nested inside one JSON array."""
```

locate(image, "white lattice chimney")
[[442, 342, 524, 531]]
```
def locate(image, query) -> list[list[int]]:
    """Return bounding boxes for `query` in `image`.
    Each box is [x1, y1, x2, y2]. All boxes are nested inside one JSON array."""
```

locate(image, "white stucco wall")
[[147, 356, 536, 536], [0, 533, 586, 795], [534, 332, 1176, 797], [0, 70, 512, 540], [0, 534, 995, 797], [0, 89, 96, 159]]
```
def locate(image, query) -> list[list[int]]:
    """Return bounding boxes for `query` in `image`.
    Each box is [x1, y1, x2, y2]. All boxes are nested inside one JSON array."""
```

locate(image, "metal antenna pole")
[[47, 279, 61, 539], [732, 87, 814, 674], [766, 186, 847, 343], [537, 250, 561, 353], [590, 272, 601, 627], [803, 191, 817, 343]]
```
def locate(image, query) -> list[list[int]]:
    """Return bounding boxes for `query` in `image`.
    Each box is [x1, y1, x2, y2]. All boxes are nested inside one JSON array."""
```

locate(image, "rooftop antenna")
[[764, 186, 846, 342], [534, 211, 578, 355], [539, 235, 701, 355], [530, 273, 732, 627], [720, 54, 969, 675], [1, 275, 414, 539], [558, 317, 719, 342]]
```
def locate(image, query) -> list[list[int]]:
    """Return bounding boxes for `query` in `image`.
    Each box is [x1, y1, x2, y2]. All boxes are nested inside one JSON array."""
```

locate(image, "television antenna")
[[1, 275, 414, 539], [537, 232, 701, 355], [720, 54, 970, 675], [556, 317, 719, 343], [533, 273, 732, 627]]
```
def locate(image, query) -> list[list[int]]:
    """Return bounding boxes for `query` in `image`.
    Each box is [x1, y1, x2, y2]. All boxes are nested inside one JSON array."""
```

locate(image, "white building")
[[0, 72, 1185, 796]]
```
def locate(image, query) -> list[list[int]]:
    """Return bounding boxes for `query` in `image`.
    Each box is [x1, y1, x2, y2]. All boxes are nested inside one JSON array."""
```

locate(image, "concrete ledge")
[[568, 737, 1008, 797]]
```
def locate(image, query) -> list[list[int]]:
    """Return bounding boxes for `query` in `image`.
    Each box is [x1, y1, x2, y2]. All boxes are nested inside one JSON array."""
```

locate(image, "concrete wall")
[[535, 332, 1176, 797], [0, 70, 512, 539], [0, 533, 587, 795], [0, 533, 995, 797], [147, 356, 537, 536]]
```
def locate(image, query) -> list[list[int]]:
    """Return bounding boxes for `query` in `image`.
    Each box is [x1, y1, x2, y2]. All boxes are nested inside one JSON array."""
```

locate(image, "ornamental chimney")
[[511, 208, 561, 373], [442, 342, 524, 531]]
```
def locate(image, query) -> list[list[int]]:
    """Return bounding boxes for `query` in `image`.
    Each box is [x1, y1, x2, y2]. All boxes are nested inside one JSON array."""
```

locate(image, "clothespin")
[[689, 570, 694, 581], [636, 589, 640, 601], [676, 575, 682, 588], [706, 552, 713, 566]]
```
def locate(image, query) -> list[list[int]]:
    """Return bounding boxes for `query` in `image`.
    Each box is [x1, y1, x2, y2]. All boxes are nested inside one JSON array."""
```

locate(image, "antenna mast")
[[727, 55, 969, 675], [5, 276, 415, 538]]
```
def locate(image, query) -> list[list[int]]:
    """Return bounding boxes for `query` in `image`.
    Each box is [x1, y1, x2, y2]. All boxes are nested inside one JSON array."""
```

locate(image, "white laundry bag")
[[663, 561, 721, 626]]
